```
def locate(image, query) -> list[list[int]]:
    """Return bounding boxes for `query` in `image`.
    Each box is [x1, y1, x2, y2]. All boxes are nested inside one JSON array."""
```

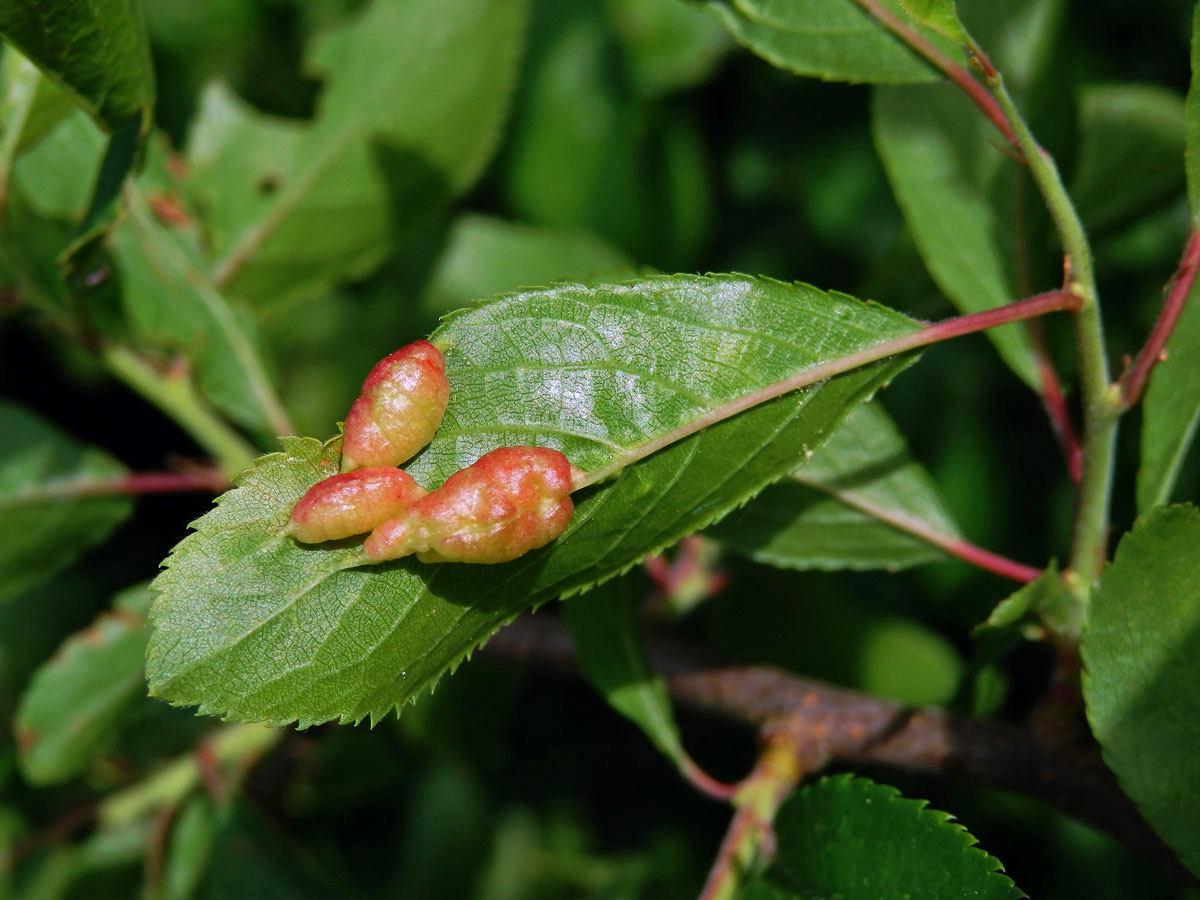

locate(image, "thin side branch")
[[1122, 227, 1200, 407], [789, 471, 1043, 583], [575, 291, 1082, 490], [484, 615, 1195, 887]]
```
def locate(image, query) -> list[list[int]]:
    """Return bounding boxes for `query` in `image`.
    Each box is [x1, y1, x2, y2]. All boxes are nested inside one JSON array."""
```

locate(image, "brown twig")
[[1121, 227, 1200, 407], [484, 614, 1194, 887]]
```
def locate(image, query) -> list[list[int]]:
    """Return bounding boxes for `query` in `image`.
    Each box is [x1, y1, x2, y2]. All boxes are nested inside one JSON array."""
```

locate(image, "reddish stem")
[[794, 472, 1043, 583], [680, 758, 741, 802], [577, 290, 1082, 490], [34, 467, 228, 500], [1027, 318, 1084, 483], [852, 0, 1021, 154], [1121, 227, 1200, 407], [939, 537, 1042, 583]]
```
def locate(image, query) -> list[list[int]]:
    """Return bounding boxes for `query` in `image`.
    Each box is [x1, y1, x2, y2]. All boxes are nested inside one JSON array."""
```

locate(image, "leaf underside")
[[147, 274, 921, 727]]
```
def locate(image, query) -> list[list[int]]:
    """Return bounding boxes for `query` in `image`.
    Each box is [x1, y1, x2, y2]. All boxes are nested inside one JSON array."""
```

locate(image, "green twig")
[[697, 734, 806, 900], [989, 76, 1117, 591], [101, 344, 258, 479], [99, 723, 278, 828]]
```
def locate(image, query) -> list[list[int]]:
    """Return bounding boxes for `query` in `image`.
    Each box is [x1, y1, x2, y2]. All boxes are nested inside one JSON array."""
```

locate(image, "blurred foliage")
[[1, 0, 1199, 897]]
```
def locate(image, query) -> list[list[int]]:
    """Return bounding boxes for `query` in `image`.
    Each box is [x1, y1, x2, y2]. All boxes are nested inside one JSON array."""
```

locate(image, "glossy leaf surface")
[[147, 275, 921, 726]]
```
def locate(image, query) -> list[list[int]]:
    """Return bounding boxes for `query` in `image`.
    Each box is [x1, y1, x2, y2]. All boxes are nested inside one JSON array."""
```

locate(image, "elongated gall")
[[289, 467, 427, 544], [340, 340, 450, 472], [363, 446, 574, 564]]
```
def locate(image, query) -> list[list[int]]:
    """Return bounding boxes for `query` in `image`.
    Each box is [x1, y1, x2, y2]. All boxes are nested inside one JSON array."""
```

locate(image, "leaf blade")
[[873, 82, 1038, 387], [707, 401, 961, 572], [710, 0, 948, 85], [1082, 504, 1200, 878], [1138, 7, 1200, 511], [743, 774, 1024, 899], [0, 402, 132, 606], [0, 0, 155, 131], [147, 275, 923, 726], [561, 577, 687, 768]]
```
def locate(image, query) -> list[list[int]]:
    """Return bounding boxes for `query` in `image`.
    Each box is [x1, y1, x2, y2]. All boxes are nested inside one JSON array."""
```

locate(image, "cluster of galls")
[[287, 341, 576, 564]]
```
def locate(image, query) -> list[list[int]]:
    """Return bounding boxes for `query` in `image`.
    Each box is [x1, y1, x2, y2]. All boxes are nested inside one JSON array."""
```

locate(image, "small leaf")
[[972, 562, 1073, 664], [1070, 84, 1186, 236], [1082, 504, 1200, 878], [899, 0, 970, 45], [561, 577, 687, 768], [709, 0, 952, 85], [14, 603, 148, 785], [0, 0, 155, 132], [147, 275, 923, 726], [0, 402, 132, 606], [873, 82, 1038, 387], [742, 774, 1024, 899], [708, 401, 960, 572]]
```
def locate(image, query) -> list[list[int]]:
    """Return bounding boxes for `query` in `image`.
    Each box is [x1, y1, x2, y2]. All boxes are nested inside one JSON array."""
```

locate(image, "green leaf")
[[14, 603, 149, 785], [707, 401, 961, 572], [421, 213, 636, 318], [147, 274, 922, 726], [973, 562, 1074, 662], [163, 795, 218, 900], [1082, 504, 1200, 878], [1139, 9, 1200, 512], [0, 0, 155, 132], [710, 0, 951, 85], [873, 82, 1038, 387], [503, 11, 713, 267], [1138, 277, 1200, 511], [0, 402, 132, 606], [561, 576, 687, 768], [0, 46, 75, 205], [193, 0, 529, 302], [608, 0, 731, 97], [1070, 84, 1186, 236], [899, 0, 970, 45], [742, 774, 1024, 899], [109, 175, 291, 434], [1188, 3, 1200, 223], [9, 106, 105, 221]]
